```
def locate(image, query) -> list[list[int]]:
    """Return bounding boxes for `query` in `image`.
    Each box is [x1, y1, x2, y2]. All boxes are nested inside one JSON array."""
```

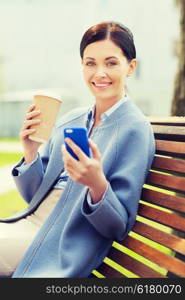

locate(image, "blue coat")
[[3, 98, 155, 277]]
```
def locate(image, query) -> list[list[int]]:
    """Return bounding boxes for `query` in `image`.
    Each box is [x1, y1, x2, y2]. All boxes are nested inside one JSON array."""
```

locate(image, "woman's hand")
[[19, 104, 42, 164], [61, 138, 108, 204]]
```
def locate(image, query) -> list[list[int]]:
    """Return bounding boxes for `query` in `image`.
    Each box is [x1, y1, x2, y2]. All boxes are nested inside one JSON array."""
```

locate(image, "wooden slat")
[[133, 221, 185, 255], [107, 247, 165, 278], [121, 236, 185, 277], [138, 203, 185, 232], [141, 188, 185, 213], [152, 156, 185, 174], [148, 116, 185, 125], [152, 125, 185, 136], [146, 171, 185, 192], [97, 262, 126, 278], [156, 140, 185, 155]]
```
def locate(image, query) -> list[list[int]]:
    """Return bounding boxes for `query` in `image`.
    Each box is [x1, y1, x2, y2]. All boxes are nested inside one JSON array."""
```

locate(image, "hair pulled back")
[[80, 21, 136, 62]]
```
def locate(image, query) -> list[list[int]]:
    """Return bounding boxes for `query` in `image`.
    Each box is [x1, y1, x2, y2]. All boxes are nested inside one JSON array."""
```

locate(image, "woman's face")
[[82, 39, 136, 102]]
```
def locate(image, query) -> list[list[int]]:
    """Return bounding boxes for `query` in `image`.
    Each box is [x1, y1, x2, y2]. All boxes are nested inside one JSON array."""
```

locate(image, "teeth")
[[94, 83, 111, 87]]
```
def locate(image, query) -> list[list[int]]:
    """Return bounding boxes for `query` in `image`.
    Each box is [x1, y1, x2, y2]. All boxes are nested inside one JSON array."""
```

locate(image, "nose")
[[94, 66, 107, 78]]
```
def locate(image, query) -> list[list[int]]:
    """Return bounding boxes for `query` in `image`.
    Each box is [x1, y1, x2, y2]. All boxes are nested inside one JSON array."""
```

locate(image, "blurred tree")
[[168, 2, 185, 279], [171, 0, 185, 115]]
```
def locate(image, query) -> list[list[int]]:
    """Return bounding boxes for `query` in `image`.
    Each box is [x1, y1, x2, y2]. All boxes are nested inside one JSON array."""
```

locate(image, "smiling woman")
[[0, 21, 155, 278]]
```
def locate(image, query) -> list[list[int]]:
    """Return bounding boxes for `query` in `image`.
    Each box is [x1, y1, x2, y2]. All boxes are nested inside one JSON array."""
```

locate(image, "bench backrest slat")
[[152, 125, 185, 137], [141, 188, 185, 213], [121, 236, 185, 277], [152, 156, 185, 173], [133, 221, 185, 255], [156, 140, 185, 154], [138, 204, 185, 232], [96, 262, 127, 278], [107, 247, 166, 278], [146, 171, 185, 193], [147, 117, 185, 125]]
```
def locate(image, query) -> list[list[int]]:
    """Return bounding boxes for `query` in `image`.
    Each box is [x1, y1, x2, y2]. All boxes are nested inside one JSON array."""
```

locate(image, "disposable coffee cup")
[[28, 92, 62, 143]]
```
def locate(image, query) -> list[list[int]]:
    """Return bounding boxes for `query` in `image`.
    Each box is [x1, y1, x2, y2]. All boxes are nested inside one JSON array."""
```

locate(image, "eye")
[[107, 61, 117, 66], [85, 61, 95, 66]]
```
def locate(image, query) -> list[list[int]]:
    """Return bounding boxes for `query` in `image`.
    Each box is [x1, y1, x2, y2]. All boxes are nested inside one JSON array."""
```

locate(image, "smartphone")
[[64, 127, 90, 160]]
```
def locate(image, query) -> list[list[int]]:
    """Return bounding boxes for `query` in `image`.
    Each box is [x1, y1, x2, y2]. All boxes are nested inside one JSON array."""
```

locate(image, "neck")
[[94, 94, 125, 125]]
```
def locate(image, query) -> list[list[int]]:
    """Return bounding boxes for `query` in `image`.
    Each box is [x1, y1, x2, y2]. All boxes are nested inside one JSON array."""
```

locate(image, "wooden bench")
[[92, 116, 185, 278]]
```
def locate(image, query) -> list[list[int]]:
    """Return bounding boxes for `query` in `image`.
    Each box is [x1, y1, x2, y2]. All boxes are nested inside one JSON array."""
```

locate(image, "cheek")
[[83, 68, 94, 82], [112, 73, 126, 86], [115, 67, 128, 83]]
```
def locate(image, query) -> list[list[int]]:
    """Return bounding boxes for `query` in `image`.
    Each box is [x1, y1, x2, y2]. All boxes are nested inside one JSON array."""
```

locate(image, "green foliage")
[[0, 189, 27, 218], [0, 138, 19, 142], [0, 152, 22, 166]]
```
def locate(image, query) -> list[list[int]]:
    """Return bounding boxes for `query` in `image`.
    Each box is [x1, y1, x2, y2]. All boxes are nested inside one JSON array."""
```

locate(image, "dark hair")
[[80, 21, 136, 62]]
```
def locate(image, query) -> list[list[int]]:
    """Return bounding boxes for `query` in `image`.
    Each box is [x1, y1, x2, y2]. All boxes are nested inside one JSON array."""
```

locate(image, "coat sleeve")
[[11, 108, 89, 204], [81, 120, 155, 241], [11, 139, 52, 204]]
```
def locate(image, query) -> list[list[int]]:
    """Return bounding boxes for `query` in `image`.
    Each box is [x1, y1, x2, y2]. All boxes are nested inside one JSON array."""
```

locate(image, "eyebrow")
[[84, 56, 119, 61]]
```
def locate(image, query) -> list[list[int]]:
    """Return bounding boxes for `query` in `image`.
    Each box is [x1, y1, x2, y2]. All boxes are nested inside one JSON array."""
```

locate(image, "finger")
[[22, 119, 41, 129], [61, 143, 79, 167], [20, 128, 36, 139], [25, 110, 41, 120], [65, 168, 76, 180], [88, 139, 101, 160], [64, 138, 89, 162], [27, 104, 36, 113], [21, 119, 41, 131], [61, 144, 69, 162]]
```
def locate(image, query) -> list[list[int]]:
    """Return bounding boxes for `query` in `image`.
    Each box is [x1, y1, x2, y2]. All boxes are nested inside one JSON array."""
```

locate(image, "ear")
[[127, 59, 137, 77]]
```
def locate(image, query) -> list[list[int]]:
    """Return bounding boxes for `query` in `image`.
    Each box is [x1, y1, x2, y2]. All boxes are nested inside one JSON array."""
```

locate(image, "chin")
[[96, 93, 118, 101], [90, 90, 113, 99]]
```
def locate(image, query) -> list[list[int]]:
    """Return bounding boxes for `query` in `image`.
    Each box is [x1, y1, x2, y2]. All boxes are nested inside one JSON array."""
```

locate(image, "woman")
[[0, 21, 155, 278]]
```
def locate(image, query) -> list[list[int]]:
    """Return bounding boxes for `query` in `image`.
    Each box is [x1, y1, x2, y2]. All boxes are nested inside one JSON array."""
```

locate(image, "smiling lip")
[[92, 82, 112, 89]]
